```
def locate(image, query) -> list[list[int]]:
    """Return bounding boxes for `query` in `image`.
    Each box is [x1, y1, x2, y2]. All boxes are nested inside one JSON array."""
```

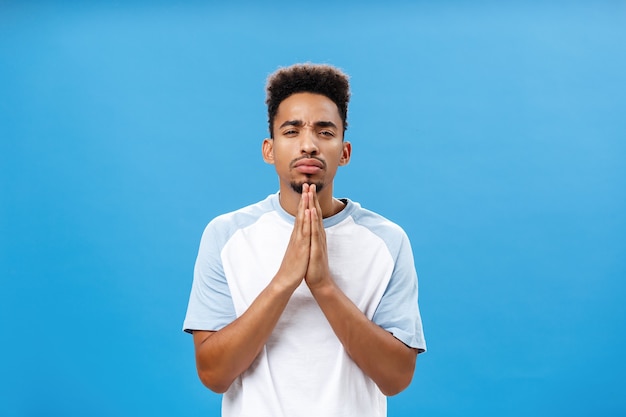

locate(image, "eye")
[[319, 130, 335, 137], [283, 129, 298, 136]]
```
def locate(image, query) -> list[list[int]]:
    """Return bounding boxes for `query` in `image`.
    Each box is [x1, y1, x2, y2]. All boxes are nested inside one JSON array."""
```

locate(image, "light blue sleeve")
[[372, 230, 427, 352], [182, 217, 237, 333]]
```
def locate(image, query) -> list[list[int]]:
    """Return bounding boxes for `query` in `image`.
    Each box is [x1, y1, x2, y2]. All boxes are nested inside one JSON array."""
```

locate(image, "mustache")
[[289, 155, 327, 170]]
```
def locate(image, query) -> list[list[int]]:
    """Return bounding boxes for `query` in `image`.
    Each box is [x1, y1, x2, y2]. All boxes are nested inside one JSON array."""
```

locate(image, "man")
[[183, 63, 426, 417]]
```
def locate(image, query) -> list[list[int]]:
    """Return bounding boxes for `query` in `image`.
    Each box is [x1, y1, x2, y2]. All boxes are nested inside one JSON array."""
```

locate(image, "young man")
[[183, 63, 426, 417]]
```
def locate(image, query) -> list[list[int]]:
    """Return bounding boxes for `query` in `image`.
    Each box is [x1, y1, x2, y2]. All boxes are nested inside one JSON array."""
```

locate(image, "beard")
[[290, 180, 325, 194]]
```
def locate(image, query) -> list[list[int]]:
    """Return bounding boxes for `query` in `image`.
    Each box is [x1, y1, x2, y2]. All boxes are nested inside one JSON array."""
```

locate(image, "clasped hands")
[[277, 183, 332, 292]]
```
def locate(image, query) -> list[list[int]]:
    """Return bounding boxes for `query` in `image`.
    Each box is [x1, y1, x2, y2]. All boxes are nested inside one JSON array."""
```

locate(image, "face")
[[263, 92, 351, 194]]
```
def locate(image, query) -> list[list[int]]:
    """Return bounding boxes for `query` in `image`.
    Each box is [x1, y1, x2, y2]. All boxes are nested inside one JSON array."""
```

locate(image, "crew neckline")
[[271, 192, 354, 228]]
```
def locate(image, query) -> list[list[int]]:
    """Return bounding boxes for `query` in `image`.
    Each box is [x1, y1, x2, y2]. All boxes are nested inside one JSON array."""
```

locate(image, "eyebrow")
[[279, 120, 338, 129]]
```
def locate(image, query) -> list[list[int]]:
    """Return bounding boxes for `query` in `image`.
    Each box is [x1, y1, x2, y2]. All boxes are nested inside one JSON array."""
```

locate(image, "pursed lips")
[[291, 157, 326, 174], [291, 157, 326, 169]]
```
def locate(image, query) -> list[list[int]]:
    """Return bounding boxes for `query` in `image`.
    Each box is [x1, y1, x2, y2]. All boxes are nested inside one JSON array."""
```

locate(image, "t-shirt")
[[183, 193, 426, 417]]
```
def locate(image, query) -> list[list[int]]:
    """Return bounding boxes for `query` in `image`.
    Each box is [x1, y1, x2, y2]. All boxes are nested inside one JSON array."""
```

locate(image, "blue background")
[[1, 1, 625, 416]]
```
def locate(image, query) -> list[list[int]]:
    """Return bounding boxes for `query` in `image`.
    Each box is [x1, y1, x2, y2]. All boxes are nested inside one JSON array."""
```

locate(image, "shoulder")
[[347, 201, 407, 238], [201, 194, 278, 246], [342, 200, 411, 254]]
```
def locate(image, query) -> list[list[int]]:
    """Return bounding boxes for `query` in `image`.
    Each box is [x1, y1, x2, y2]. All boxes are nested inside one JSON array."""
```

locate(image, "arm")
[[192, 191, 314, 393], [192, 279, 296, 393], [304, 185, 417, 396], [308, 283, 418, 396]]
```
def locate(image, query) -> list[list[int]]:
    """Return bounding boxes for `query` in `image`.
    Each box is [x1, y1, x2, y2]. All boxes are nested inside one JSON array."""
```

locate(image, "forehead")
[[274, 92, 342, 125]]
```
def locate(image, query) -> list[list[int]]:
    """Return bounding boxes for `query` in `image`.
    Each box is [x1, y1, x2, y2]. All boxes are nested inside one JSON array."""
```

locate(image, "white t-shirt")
[[183, 193, 426, 417]]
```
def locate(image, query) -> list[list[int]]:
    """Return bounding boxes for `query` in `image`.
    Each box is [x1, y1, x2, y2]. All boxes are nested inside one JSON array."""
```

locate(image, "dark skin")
[[192, 93, 417, 396]]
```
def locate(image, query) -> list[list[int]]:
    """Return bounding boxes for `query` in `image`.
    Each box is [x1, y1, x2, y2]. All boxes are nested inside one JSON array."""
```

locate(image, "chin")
[[290, 181, 324, 194]]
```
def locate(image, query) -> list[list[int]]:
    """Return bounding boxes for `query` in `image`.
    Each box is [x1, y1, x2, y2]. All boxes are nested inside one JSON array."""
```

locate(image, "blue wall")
[[1, 2, 625, 416]]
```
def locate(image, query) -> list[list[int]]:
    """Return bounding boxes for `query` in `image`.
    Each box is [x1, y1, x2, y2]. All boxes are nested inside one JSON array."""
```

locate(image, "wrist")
[[307, 277, 337, 298], [269, 273, 302, 296]]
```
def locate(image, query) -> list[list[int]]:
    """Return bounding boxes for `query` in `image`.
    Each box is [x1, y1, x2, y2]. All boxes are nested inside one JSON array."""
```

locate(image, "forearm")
[[193, 279, 296, 393], [194, 190, 317, 392], [310, 282, 417, 396]]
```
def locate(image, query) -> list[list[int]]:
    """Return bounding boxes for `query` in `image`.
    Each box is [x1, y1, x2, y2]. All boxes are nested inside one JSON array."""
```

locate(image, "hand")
[[273, 187, 312, 291], [303, 184, 332, 290]]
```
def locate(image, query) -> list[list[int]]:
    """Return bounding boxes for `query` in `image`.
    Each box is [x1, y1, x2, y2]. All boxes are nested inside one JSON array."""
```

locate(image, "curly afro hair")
[[265, 63, 350, 138]]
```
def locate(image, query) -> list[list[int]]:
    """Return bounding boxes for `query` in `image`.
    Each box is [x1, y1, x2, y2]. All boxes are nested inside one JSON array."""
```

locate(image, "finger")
[[309, 192, 323, 244], [308, 185, 314, 212], [300, 184, 312, 238], [308, 195, 326, 281], [310, 203, 320, 233], [295, 188, 308, 235], [309, 184, 323, 221], [303, 208, 311, 240]]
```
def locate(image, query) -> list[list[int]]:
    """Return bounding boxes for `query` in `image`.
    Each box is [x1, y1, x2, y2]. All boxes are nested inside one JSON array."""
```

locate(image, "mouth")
[[292, 157, 325, 174]]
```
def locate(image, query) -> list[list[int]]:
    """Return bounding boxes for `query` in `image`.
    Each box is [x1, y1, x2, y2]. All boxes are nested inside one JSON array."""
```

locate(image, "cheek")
[[272, 153, 293, 170]]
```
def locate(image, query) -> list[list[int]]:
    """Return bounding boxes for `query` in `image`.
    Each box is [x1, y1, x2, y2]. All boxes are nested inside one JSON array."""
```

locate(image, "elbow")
[[197, 369, 234, 394], [378, 350, 417, 396], [379, 371, 414, 396]]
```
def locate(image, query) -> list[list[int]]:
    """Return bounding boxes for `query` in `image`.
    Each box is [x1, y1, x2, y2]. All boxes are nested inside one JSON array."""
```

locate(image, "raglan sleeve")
[[372, 230, 427, 352], [182, 219, 237, 333]]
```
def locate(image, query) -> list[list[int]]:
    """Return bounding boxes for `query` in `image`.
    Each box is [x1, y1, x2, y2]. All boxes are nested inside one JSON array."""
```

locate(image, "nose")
[[300, 128, 319, 155]]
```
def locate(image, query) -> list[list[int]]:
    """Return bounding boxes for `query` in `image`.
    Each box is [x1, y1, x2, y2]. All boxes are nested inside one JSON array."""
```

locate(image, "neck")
[[278, 183, 343, 218]]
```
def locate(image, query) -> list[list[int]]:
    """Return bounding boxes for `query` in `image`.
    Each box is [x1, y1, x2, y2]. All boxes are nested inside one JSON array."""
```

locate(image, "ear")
[[339, 141, 352, 166], [262, 138, 275, 164]]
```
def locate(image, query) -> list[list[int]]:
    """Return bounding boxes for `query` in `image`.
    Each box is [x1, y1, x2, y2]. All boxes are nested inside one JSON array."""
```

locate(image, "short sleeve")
[[182, 220, 237, 333], [372, 232, 426, 352]]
